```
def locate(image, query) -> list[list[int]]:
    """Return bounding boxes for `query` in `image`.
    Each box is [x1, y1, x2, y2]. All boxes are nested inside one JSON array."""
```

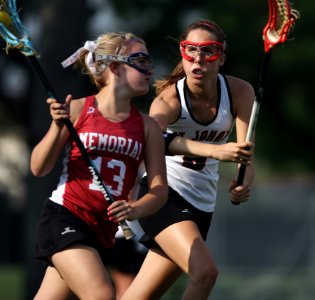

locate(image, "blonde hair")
[[75, 32, 146, 89]]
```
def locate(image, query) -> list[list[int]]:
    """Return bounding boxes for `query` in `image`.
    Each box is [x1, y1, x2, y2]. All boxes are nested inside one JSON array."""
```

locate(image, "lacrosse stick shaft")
[[29, 56, 100, 170], [28, 56, 134, 239], [231, 0, 299, 205], [232, 51, 272, 205]]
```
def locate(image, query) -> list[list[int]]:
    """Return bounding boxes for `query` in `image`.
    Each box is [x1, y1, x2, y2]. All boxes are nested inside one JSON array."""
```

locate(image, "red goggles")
[[180, 40, 224, 62]]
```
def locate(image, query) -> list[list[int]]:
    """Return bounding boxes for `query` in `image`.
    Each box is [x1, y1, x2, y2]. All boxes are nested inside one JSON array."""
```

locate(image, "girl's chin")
[[190, 74, 204, 80]]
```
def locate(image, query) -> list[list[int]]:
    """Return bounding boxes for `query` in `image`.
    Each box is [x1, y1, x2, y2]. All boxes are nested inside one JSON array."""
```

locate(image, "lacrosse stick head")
[[263, 0, 300, 53], [0, 0, 36, 56]]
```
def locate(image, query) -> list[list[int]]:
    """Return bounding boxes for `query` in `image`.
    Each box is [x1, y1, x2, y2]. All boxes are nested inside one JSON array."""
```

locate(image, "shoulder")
[[155, 83, 179, 106], [151, 84, 181, 117], [139, 113, 163, 146], [70, 97, 87, 124], [141, 113, 161, 131], [225, 75, 255, 115], [225, 75, 255, 98]]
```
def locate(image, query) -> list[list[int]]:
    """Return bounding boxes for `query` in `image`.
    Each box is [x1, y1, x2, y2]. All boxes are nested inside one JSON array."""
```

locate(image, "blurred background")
[[0, 0, 314, 299]]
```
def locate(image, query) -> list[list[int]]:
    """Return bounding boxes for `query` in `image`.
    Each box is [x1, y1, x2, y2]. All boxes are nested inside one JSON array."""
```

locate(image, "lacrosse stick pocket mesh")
[[263, 0, 300, 52], [0, 0, 36, 55]]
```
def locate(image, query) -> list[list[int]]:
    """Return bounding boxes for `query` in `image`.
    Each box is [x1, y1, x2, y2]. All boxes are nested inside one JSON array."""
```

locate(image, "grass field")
[[0, 265, 24, 300], [1, 265, 315, 300]]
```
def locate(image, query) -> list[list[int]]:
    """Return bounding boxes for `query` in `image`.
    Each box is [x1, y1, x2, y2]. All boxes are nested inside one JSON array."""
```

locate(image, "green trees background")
[[1, 0, 314, 174], [94, 0, 314, 173]]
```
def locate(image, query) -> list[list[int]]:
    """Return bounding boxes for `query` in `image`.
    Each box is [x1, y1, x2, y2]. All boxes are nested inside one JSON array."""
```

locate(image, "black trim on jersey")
[[183, 77, 221, 126], [221, 74, 235, 118]]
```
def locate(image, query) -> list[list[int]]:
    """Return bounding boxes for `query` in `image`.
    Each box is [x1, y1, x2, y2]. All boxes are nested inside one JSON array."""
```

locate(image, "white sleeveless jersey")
[[166, 74, 235, 212]]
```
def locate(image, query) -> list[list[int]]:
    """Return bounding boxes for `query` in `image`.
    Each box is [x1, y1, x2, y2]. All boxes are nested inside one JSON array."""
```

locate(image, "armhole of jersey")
[[221, 74, 235, 118], [169, 80, 183, 125], [74, 95, 94, 129]]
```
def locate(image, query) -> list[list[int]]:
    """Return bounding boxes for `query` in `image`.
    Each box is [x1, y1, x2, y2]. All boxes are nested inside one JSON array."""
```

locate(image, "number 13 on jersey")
[[89, 157, 126, 197]]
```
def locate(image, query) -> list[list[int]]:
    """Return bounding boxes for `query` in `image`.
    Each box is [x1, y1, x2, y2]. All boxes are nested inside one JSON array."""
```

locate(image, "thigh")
[[138, 182, 213, 249], [155, 220, 215, 274], [34, 266, 77, 300], [51, 244, 113, 298]]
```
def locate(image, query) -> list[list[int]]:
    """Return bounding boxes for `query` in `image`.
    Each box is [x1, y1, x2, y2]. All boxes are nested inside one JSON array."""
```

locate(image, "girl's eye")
[[137, 59, 146, 65], [200, 47, 213, 54], [186, 46, 198, 53]]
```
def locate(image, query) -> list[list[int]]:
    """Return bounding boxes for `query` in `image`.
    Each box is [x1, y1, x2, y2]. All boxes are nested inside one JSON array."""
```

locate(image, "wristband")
[[163, 132, 178, 156]]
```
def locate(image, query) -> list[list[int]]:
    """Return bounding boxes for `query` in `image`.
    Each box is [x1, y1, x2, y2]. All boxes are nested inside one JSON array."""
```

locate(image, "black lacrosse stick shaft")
[[232, 51, 272, 205], [28, 55, 115, 204]]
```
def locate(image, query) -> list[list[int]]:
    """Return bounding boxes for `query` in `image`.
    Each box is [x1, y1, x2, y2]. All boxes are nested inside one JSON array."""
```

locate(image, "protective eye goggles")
[[95, 52, 154, 74], [180, 40, 224, 62]]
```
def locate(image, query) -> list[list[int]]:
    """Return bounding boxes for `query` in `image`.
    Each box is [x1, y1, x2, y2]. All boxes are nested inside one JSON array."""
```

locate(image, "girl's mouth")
[[192, 68, 203, 77]]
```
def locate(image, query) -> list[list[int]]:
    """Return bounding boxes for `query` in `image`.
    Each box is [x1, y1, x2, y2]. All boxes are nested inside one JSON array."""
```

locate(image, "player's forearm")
[[132, 184, 167, 219], [168, 136, 217, 157], [241, 162, 255, 186], [30, 122, 65, 176]]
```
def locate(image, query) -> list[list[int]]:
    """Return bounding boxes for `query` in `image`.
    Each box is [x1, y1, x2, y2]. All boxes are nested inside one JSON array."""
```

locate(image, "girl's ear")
[[108, 61, 121, 75], [219, 53, 226, 66]]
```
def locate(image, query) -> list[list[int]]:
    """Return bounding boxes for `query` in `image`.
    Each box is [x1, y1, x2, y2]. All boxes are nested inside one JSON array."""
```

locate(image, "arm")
[[108, 115, 168, 222], [150, 85, 254, 164], [30, 95, 82, 177], [129, 114, 168, 218], [169, 136, 253, 164], [227, 76, 256, 203]]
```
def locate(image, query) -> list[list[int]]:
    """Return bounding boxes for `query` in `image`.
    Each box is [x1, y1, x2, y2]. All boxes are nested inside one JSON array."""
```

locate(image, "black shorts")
[[34, 199, 105, 265], [138, 177, 213, 249], [102, 237, 147, 274]]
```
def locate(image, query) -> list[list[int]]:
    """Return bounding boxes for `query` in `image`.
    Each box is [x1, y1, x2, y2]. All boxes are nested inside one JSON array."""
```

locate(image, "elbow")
[[31, 168, 44, 177], [149, 184, 168, 213], [30, 154, 52, 177], [161, 186, 168, 206], [30, 164, 49, 177], [156, 184, 168, 209], [164, 132, 179, 156]]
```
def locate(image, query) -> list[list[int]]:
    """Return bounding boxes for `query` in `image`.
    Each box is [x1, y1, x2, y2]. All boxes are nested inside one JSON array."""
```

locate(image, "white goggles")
[[95, 52, 154, 74]]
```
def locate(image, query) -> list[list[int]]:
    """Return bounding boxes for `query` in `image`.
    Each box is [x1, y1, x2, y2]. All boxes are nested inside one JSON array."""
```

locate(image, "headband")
[[61, 40, 97, 73]]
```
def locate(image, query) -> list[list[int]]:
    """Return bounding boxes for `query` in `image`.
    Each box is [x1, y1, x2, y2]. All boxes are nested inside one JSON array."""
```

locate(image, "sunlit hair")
[[75, 32, 146, 89], [154, 20, 227, 96]]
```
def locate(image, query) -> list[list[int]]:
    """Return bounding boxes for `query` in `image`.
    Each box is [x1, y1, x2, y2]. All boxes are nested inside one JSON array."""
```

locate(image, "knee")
[[190, 262, 218, 289], [79, 284, 115, 300]]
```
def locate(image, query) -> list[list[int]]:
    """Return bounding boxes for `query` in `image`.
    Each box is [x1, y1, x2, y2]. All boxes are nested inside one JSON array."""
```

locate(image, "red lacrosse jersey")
[[50, 95, 145, 247]]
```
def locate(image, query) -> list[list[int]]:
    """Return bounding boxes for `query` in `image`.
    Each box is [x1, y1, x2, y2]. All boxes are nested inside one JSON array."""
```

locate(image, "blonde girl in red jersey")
[[30, 32, 167, 300]]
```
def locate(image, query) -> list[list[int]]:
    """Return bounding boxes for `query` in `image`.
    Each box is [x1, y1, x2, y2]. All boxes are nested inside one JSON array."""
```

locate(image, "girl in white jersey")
[[122, 20, 255, 300], [30, 32, 167, 300]]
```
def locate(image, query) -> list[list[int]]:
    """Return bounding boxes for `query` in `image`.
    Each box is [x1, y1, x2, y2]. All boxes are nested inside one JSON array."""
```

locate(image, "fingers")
[[47, 95, 72, 123], [229, 184, 250, 203], [235, 142, 254, 165], [242, 141, 255, 148], [107, 200, 132, 222], [232, 153, 251, 165], [65, 94, 72, 105]]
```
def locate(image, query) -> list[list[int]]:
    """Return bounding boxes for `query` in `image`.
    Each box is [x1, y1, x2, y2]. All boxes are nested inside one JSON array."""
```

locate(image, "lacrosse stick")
[[0, 0, 134, 239], [232, 0, 299, 205]]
